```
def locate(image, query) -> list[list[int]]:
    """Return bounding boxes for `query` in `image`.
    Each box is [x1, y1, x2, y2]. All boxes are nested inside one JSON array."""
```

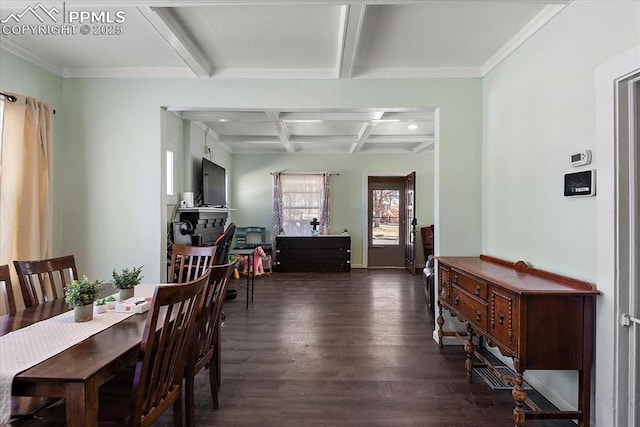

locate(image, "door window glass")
[[371, 189, 400, 245]]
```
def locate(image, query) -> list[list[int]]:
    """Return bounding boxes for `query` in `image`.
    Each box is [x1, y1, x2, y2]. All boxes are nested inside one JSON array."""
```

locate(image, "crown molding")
[[352, 66, 482, 79], [0, 39, 63, 76], [481, 3, 568, 76], [211, 67, 339, 79], [62, 66, 195, 78]]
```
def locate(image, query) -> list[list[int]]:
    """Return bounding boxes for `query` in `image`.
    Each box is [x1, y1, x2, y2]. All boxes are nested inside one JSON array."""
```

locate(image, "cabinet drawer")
[[452, 270, 487, 300], [489, 287, 519, 354], [450, 286, 488, 331]]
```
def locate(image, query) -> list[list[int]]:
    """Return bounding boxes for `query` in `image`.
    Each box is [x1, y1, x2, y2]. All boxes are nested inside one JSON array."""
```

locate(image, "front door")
[[367, 173, 417, 268]]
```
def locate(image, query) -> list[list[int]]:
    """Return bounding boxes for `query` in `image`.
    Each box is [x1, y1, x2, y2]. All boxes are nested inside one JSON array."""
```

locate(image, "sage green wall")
[[0, 49, 64, 258], [51, 77, 481, 284], [482, 1, 640, 423], [229, 153, 435, 267]]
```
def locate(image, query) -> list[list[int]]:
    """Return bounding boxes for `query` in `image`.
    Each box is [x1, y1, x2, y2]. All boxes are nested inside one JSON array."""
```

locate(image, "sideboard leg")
[[464, 322, 475, 383], [436, 301, 445, 349], [511, 359, 527, 427]]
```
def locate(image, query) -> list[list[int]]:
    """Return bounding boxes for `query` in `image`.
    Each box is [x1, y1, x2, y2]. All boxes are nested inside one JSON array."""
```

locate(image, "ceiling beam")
[[137, 6, 211, 77], [336, 4, 366, 79], [266, 111, 294, 153], [351, 122, 373, 153]]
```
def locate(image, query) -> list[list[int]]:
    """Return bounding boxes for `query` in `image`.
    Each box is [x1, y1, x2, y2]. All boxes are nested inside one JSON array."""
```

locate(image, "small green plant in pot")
[[94, 298, 107, 314], [104, 295, 117, 309], [112, 266, 143, 301], [65, 276, 104, 322]]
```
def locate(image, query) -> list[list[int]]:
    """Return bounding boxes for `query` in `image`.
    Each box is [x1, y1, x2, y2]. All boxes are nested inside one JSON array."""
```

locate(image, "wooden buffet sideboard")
[[436, 255, 599, 427]]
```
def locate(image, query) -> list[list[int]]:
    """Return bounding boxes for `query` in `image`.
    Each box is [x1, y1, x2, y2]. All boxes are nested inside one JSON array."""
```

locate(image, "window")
[[280, 174, 323, 235], [272, 172, 333, 237], [166, 149, 174, 196]]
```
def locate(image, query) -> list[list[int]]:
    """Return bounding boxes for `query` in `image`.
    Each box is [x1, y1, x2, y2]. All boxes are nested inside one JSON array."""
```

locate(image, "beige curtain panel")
[[0, 94, 54, 310]]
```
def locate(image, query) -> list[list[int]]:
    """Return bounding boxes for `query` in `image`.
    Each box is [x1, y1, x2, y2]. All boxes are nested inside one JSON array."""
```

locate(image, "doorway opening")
[[615, 70, 639, 427], [367, 172, 416, 272]]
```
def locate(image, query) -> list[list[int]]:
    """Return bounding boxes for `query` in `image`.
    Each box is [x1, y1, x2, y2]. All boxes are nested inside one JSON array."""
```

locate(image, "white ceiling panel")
[[286, 121, 365, 137], [355, 2, 549, 75], [1, 6, 188, 76], [171, 4, 341, 76]]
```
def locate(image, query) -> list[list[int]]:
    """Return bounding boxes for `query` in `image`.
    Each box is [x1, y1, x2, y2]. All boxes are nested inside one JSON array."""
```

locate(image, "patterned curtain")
[[319, 172, 331, 235], [272, 172, 283, 246]]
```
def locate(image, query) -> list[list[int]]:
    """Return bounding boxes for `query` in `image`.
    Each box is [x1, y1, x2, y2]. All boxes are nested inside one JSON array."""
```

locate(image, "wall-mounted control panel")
[[564, 169, 596, 197], [571, 149, 592, 167]]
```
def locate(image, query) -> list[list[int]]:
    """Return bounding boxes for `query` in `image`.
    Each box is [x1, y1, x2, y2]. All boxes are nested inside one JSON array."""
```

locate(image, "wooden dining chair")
[[13, 255, 78, 308], [33, 270, 210, 427], [213, 223, 236, 266], [1, 265, 62, 423], [169, 244, 216, 284], [184, 262, 235, 427], [0, 264, 17, 315]]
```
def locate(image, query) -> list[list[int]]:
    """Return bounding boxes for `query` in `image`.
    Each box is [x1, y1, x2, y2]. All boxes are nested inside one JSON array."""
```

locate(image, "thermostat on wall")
[[571, 149, 592, 167]]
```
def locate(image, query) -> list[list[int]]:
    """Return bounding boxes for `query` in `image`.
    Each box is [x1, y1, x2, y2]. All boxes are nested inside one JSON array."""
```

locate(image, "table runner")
[[0, 283, 159, 424]]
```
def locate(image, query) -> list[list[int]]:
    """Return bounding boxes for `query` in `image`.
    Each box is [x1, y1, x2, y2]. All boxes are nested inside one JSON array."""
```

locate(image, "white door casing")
[[595, 45, 640, 427]]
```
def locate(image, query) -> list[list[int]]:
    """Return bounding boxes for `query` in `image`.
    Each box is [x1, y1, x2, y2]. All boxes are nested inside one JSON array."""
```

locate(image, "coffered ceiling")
[[171, 108, 436, 154], [0, 0, 570, 153]]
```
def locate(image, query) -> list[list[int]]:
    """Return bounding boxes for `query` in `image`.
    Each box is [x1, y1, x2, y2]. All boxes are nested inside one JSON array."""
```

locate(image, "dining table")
[[0, 283, 160, 426]]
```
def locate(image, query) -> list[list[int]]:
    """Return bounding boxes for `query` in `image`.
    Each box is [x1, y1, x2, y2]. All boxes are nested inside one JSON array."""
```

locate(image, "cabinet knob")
[[498, 312, 505, 325], [475, 285, 481, 295], [452, 275, 458, 285], [454, 296, 460, 305], [476, 311, 482, 322]]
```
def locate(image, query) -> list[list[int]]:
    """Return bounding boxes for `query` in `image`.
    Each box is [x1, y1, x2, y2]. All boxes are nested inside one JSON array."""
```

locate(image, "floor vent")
[[474, 366, 533, 390]]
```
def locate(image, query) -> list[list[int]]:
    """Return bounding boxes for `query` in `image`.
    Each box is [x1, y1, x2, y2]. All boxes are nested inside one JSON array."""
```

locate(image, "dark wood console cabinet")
[[275, 236, 350, 272], [436, 255, 599, 427]]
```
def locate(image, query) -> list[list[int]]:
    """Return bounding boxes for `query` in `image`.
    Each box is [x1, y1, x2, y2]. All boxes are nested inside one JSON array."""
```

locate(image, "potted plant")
[[65, 276, 104, 322], [94, 298, 107, 314], [104, 295, 117, 309], [112, 266, 143, 301]]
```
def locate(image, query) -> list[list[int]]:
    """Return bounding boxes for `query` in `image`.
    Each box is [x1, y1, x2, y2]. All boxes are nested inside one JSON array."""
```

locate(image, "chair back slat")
[[169, 245, 216, 284], [13, 255, 78, 308], [0, 264, 17, 315], [131, 270, 209, 427], [190, 262, 234, 368]]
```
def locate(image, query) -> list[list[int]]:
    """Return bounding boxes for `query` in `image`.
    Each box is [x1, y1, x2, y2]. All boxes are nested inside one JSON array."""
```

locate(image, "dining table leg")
[[65, 378, 99, 426]]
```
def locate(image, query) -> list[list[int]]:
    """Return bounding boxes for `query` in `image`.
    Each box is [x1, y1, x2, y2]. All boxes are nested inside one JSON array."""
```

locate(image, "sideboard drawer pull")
[[475, 285, 481, 295], [498, 311, 505, 325], [476, 310, 482, 322], [454, 296, 460, 305]]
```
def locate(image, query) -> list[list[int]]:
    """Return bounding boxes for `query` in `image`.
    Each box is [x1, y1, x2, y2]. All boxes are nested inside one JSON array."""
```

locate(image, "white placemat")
[[0, 283, 159, 425]]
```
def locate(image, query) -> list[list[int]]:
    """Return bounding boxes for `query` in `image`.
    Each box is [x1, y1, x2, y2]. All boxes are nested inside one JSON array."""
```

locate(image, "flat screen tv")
[[201, 158, 226, 207]]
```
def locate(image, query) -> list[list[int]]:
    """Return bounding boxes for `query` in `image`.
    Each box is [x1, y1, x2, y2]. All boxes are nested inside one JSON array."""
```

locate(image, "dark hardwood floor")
[[158, 270, 577, 427]]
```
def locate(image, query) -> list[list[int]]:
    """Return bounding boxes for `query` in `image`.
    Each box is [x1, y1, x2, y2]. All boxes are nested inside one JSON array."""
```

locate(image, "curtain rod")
[[270, 171, 339, 176], [0, 92, 17, 103], [0, 91, 56, 114]]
